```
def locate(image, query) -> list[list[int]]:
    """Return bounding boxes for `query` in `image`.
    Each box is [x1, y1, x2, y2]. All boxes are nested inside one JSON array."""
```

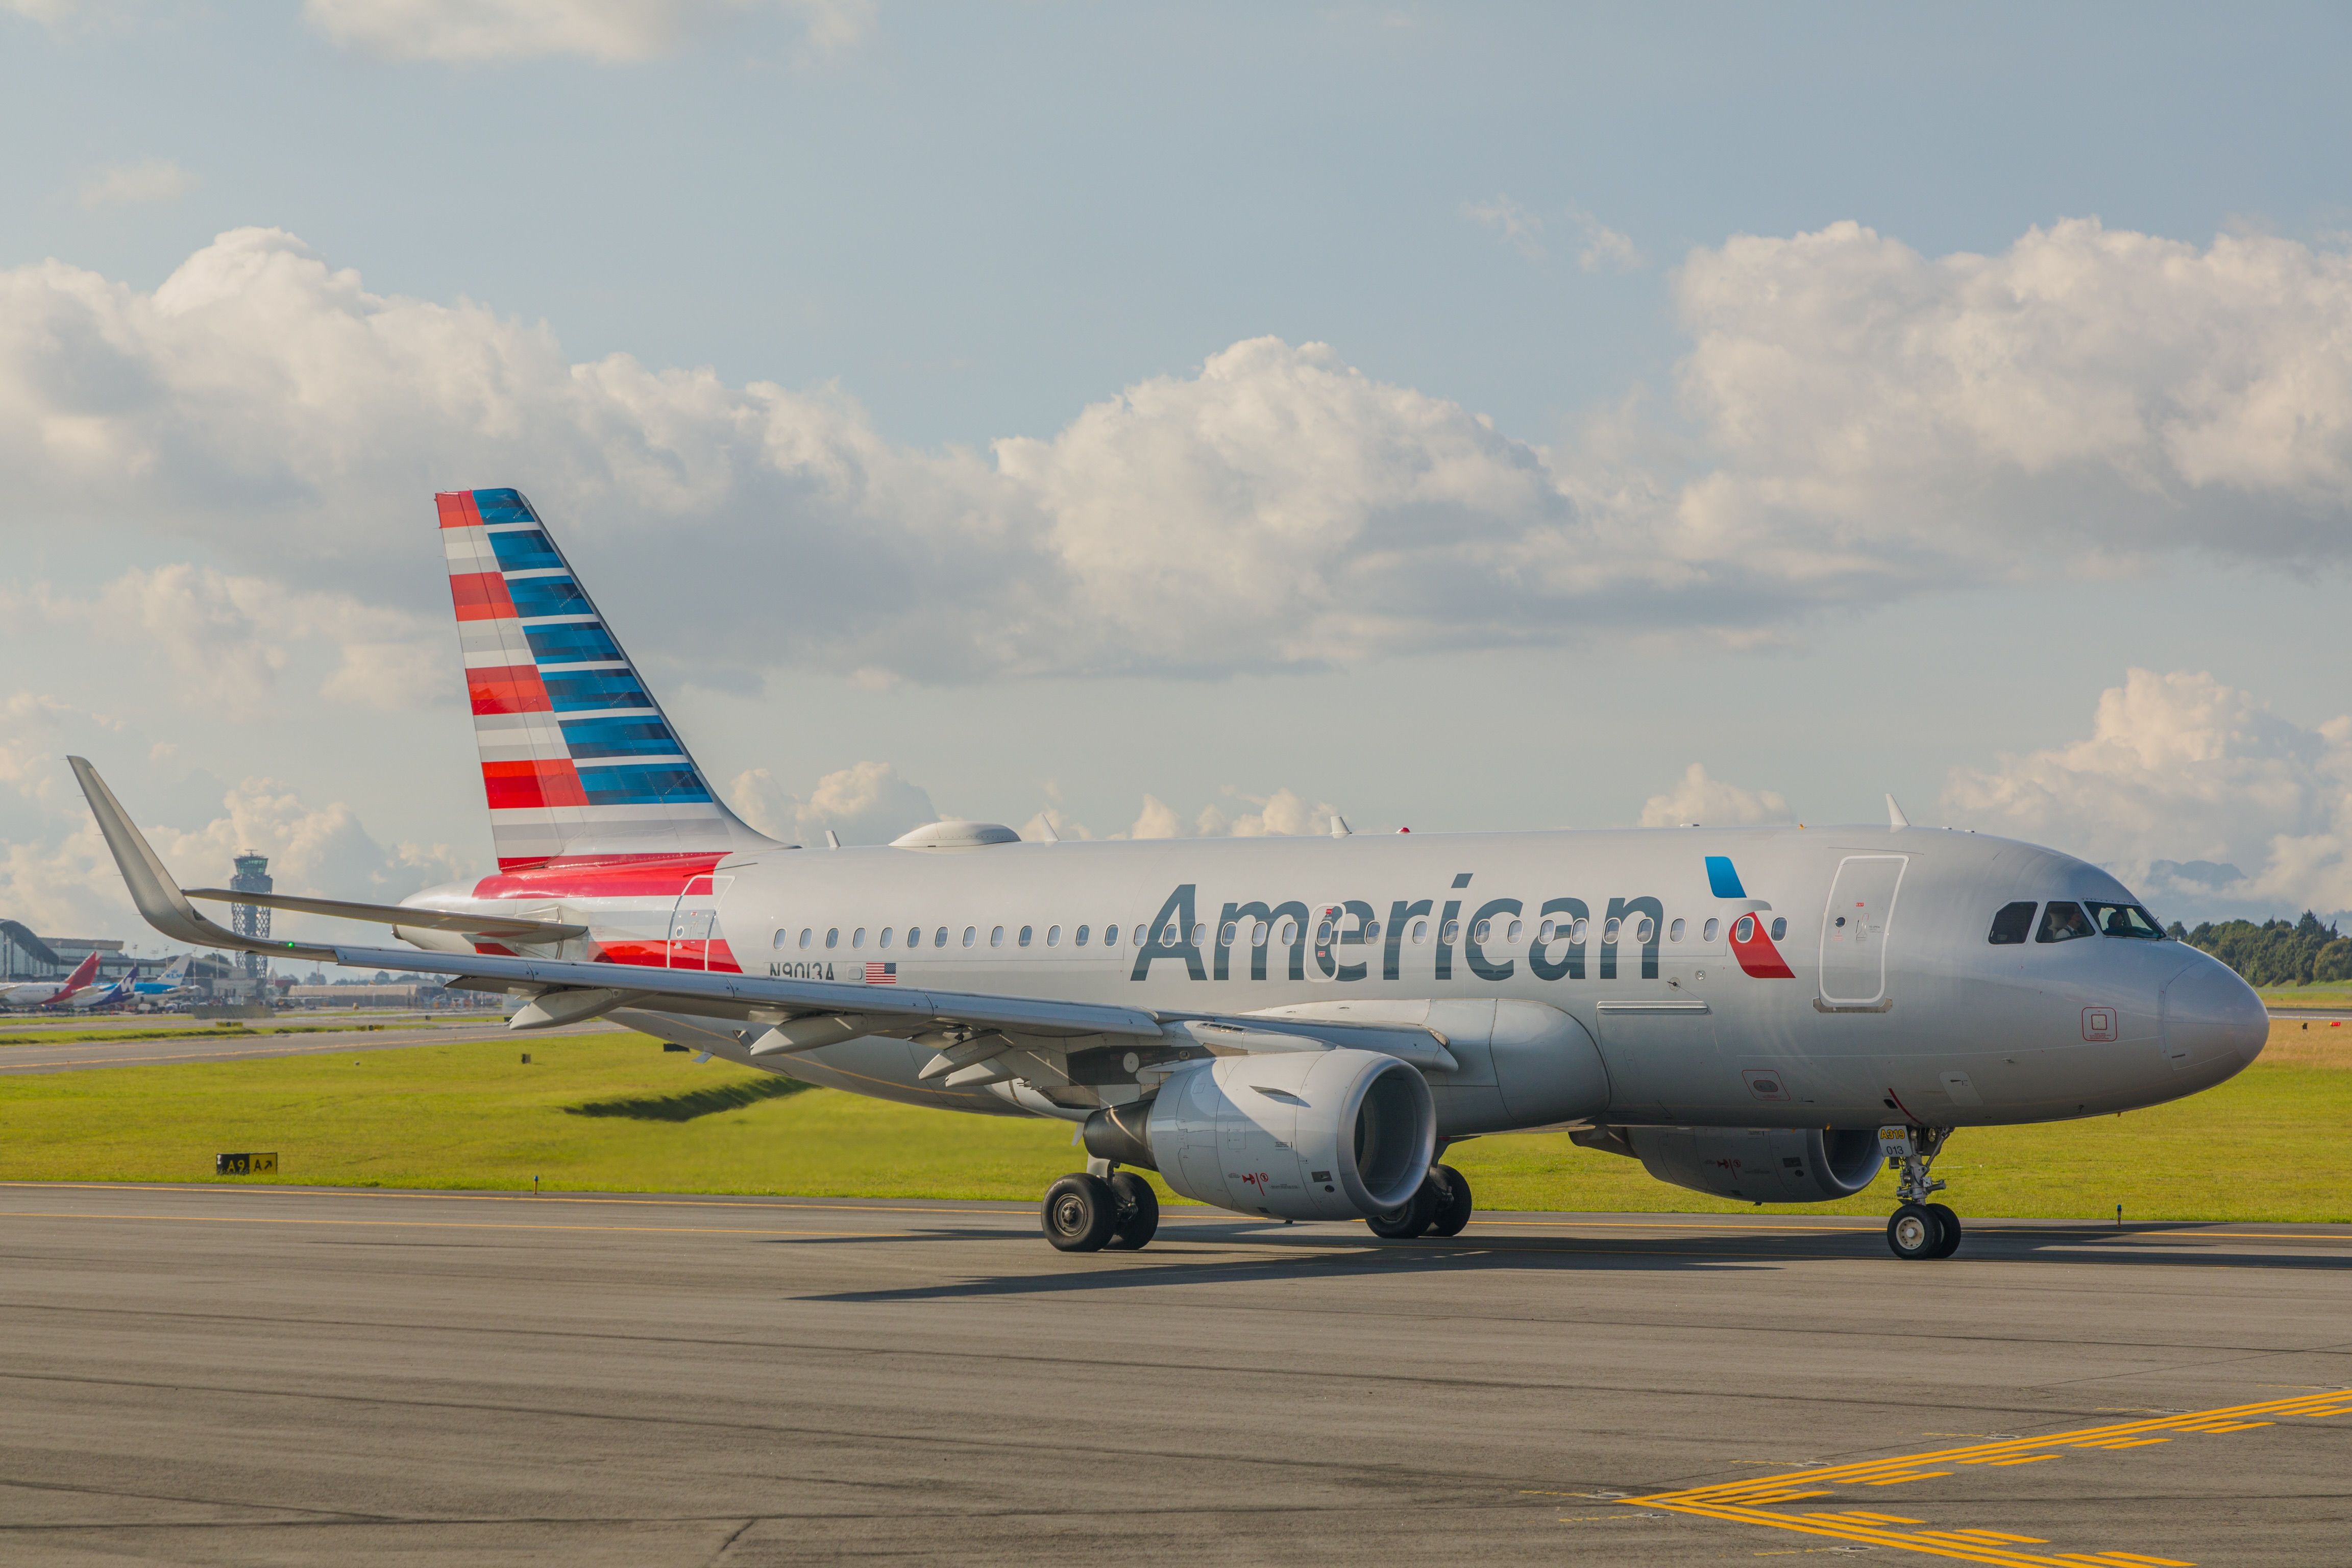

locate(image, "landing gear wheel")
[[1428, 1165, 1474, 1238], [1887, 1202, 1946, 1260], [1367, 1173, 1440, 1239], [1042, 1172, 1117, 1252], [1104, 1171, 1159, 1251], [1925, 1202, 1961, 1258]]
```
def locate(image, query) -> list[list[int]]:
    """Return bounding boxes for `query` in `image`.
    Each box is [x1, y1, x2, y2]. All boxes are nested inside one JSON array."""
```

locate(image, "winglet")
[[1330, 815, 1352, 838], [68, 756, 335, 959], [1886, 794, 1910, 830]]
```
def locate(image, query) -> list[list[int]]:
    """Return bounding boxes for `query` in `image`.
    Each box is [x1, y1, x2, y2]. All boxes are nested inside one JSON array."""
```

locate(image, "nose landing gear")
[[1881, 1126, 1962, 1260]]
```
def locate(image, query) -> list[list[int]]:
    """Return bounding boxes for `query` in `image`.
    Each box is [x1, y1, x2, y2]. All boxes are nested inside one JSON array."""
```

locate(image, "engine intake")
[[1083, 1048, 1435, 1221], [1621, 1125, 1882, 1204]]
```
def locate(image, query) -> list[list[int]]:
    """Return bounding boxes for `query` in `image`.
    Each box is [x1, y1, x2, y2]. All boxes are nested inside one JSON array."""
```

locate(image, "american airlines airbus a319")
[[74, 489, 2270, 1260]]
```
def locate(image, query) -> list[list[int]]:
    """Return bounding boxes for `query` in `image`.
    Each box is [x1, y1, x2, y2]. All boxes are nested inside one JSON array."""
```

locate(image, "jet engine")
[[1083, 1048, 1434, 1221], [1614, 1125, 1883, 1204]]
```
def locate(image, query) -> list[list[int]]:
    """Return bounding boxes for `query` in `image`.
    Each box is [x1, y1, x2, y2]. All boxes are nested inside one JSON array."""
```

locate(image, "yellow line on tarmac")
[[0, 1209, 901, 1239], [1626, 1386, 2352, 1566]]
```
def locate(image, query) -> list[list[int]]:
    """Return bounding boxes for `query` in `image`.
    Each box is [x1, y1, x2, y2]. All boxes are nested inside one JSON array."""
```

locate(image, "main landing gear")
[[1366, 1164, 1474, 1240], [1882, 1126, 1962, 1260], [1041, 1165, 1159, 1253]]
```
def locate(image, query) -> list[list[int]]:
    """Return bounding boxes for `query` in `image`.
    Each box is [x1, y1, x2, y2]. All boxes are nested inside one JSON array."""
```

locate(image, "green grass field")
[[2260, 983, 2352, 1011], [2, 1023, 2346, 1221]]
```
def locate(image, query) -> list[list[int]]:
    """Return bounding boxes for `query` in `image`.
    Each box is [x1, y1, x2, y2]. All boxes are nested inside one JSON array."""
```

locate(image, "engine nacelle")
[[1084, 1048, 1435, 1221], [1623, 1125, 1882, 1204]]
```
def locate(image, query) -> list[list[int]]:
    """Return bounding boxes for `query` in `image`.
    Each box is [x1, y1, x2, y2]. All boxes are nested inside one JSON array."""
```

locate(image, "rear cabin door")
[[667, 875, 734, 971], [1818, 856, 1905, 1007]]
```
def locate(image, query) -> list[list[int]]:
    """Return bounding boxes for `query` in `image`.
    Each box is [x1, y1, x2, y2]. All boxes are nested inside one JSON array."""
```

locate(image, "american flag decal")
[[864, 962, 897, 986]]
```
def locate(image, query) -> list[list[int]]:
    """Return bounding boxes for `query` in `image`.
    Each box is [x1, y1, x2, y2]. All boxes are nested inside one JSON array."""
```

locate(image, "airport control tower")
[[230, 851, 272, 978]]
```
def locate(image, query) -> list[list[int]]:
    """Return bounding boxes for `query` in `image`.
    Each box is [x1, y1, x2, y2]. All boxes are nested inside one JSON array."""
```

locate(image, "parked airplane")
[[59, 968, 139, 1012], [0, 951, 102, 1010], [74, 488, 2270, 1260], [130, 955, 194, 999]]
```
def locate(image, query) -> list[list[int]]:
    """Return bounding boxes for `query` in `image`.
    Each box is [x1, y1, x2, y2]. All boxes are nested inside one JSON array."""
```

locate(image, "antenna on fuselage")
[[1885, 794, 1910, 831]]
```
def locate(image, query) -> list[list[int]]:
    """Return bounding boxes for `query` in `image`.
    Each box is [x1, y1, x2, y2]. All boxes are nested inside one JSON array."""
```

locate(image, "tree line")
[[2168, 912, 2352, 988]]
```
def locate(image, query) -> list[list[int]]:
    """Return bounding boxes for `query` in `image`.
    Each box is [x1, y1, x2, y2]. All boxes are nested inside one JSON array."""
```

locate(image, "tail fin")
[[60, 952, 100, 990], [436, 488, 785, 871]]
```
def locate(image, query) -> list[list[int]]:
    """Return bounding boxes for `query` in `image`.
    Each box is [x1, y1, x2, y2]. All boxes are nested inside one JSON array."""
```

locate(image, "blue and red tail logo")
[[1705, 855, 1795, 979]]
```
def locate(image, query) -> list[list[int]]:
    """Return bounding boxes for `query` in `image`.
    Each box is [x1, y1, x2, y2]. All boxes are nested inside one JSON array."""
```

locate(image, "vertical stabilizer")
[[436, 488, 784, 871]]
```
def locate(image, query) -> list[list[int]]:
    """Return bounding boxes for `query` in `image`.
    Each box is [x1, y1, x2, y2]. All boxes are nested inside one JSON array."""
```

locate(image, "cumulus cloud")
[[1944, 669, 2352, 921], [4, 220, 2351, 693], [1674, 217, 2352, 568], [1637, 763, 1792, 827], [15, 566, 445, 717], [301, 0, 873, 63], [727, 760, 937, 846], [0, 765, 469, 938], [79, 158, 198, 210]]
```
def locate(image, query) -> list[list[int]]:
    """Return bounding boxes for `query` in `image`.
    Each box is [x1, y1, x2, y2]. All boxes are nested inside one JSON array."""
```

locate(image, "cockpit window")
[[1987, 901, 2036, 944], [2085, 901, 2166, 940], [2036, 901, 2095, 943]]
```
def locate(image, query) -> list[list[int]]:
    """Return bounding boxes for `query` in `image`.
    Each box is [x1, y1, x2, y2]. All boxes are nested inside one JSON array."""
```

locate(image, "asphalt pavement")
[[1, 1183, 2345, 1565]]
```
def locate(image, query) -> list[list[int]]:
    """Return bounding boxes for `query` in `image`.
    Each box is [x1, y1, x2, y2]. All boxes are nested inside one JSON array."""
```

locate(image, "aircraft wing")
[[183, 889, 587, 941], [72, 753, 1453, 1082], [315, 941, 1456, 1074]]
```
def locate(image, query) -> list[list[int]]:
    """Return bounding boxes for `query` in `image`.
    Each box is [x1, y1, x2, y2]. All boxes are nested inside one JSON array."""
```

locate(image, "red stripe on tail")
[[436, 492, 484, 529], [449, 571, 518, 621], [482, 760, 589, 810], [469, 664, 552, 716]]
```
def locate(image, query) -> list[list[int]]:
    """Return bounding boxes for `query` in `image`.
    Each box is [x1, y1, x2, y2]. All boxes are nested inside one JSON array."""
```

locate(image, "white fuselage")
[[403, 822, 2268, 1137]]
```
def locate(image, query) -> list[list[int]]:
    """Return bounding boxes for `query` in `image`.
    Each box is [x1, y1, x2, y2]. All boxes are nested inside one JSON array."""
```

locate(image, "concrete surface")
[[0, 1183, 2346, 1565], [0, 1018, 617, 1076]]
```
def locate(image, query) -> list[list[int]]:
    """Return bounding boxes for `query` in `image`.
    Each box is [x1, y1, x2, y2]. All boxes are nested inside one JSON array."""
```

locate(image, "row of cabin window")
[[770, 911, 1792, 953], [1985, 899, 2166, 946]]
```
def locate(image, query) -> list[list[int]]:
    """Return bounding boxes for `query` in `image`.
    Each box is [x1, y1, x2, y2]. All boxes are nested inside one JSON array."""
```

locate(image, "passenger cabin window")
[[1076, 925, 1090, 946], [990, 926, 1004, 947], [1988, 901, 2036, 944], [1668, 918, 1684, 942], [2037, 902, 2095, 943], [878, 927, 893, 949], [1018, 925, 1033, 947], [1770, 918, 1787, 940], [1046, 925, 1061, 947], [933, 926, 947, 947], [852, 927, 867, 948], [825, 928, 840, 949], [772, 928, 787, 949], [1703, 917, 1719, 941], [2086, 901, 2166, 940], [798, 928, 813, 949], [961, 926, 975, 947], [1104, 924, 1120, 945], [1411, 919, 1428, 944]]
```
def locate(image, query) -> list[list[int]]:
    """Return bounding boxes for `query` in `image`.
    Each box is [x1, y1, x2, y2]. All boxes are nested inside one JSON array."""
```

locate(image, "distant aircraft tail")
[[58, 952, 99, 991], [161, 954, 190, 983], [435, 488, 784, 872]]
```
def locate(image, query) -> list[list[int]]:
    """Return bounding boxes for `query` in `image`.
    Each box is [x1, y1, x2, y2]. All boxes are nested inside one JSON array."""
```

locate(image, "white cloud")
[[1944, 668, 2352, 921], [1573, 208, 1643, 273], [727, 760, 937, 846], [18, 566, 444, 717], [4, 221, 2351, 694], [301, 0, 873, 64], [1637, 763, 1791, 827], [0, 764, 470, 938], [1673, 217, 2352, 567], [1465, 195, 1545, 260], [79, 158, 198, 210]]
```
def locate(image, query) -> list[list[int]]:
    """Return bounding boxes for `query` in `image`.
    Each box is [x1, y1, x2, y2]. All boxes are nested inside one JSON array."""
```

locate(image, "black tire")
[[1104, 1171, 1160, 1250], [1428, 1164, 1474, 1238], [1367, 1177, 1437, 1239], [1042, 1173, 1116, 1252], [1925, 1202, 1961, 1258], [1886, 1202, 1943, 1260]]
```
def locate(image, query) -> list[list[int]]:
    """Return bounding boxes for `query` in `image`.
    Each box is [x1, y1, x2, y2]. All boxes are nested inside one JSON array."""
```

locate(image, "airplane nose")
[[2161, 955, 2269, 1072]]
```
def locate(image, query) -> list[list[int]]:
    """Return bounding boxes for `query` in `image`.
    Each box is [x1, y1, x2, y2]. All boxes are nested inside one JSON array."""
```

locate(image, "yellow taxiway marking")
[[1626, 1387, 2352, 1566]]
